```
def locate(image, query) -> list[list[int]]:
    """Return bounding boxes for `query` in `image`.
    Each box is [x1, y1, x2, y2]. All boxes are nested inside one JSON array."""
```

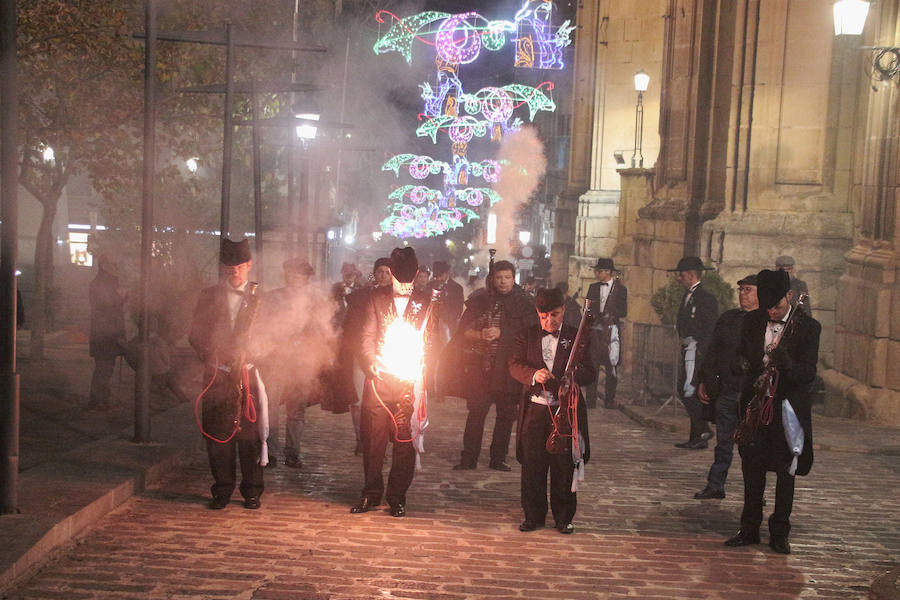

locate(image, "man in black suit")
[[725, 269, 820, 555], [669, 256, 719, 449], [775, 255, 811, 315], [88, 253, 127, 411], [189, 238, 266, 510], [508, 287, 596, 534], [584, 258, 627, 408], [351, 247, 434, 518]]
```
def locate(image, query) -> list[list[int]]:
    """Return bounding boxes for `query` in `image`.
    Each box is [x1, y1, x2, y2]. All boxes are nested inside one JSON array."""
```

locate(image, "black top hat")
[[283, 257, 314, 276], [535, 287, 565, 312], [593, 257, 615, 271], [220, 238, 252, 266], [389, 247, 418, 283], [756, 269, 790, 310], [667, 256, 713, 273]]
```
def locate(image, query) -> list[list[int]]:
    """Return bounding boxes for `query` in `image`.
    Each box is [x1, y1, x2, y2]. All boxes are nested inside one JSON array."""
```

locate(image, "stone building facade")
[[556, 0, 899, 424]]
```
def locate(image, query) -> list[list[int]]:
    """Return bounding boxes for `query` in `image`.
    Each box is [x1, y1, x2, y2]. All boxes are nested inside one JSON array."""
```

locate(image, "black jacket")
[[738, 307, 820, 476], [676, 282, 718, 355], [697, 308, 748, 394], [508, 323, 597, 463]]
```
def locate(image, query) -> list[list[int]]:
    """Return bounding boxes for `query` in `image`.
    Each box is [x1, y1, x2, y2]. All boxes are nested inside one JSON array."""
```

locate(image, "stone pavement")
[[1, 338, 898, 600]]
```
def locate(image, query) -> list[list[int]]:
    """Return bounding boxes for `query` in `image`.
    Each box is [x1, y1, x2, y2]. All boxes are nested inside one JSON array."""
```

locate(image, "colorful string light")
[[374, 1, 572, 238]]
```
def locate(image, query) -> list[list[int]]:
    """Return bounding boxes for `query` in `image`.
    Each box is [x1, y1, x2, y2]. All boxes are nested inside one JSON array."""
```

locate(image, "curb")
[[0, 403, 198, 593]]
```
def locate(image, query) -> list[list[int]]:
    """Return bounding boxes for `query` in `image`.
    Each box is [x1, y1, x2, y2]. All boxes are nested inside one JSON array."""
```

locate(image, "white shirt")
[[531, 331, 560, 405], [225, 281, 248, 328], [682, 281, 700, 308], [596, 280, 611, 312], [765, 307, 791, 353]]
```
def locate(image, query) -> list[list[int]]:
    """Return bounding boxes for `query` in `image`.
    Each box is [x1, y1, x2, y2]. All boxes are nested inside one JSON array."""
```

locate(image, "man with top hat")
[[725, 269, 819, 554], [509, 287, 596, 534], [189, 238, 267, 510], [669, 256, 719, 449], [259, 257, 317, 470], [775, 255, 811, 315], [693, 274, 759, 500], [351, 247, 434, 517], [584, 257, 627, 409]]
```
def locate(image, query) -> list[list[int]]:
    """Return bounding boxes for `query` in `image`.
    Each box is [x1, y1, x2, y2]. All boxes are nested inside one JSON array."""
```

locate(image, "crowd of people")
[[87, 237, 819, 554]]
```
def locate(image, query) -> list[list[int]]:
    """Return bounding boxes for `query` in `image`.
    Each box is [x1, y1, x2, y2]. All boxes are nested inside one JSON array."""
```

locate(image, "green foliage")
[[650, 267, 737, 325]]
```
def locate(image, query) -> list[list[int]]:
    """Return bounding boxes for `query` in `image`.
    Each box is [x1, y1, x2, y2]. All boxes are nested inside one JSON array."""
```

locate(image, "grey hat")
[[775, 255, 795, 267]]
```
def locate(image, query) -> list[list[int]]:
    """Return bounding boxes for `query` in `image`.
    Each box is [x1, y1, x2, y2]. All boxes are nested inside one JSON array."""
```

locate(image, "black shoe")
[[769, 536, 791, 554], [453, 463, 476, 470], [266, 456, 277, 468], [686, 438, 709, 449], [350, 498, 378, 514], [243, 496, 261, 510], [558, 523, 574, 534], [699, 431, 712, 440], [674, 440, 693, 448], [389, 503, 406, 517], [489, 461, 512, 472], [519, 519, 541, 532], [208, 495, 230, 510], [694, 486, 725, 500], [283, 455, 302, 469], [724, 530, 761, 547]]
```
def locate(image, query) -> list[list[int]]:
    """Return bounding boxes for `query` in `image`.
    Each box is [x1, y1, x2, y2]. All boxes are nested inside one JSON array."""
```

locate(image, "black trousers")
[[586, 329, 617, 408], [202, 377, 264, 501], [359, 392, 415, 507], [459, 388, 518, 467], [678, 349, 711, 440], [520, 401, 576, 526], [739, 440, 796, 538]]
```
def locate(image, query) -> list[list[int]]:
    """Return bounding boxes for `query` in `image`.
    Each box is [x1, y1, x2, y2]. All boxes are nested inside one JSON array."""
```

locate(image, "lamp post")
[[632, 69, 650, 168], [833, 0, 900, 82]]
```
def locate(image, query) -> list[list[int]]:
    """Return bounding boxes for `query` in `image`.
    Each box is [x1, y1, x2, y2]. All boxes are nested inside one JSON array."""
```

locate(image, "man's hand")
[[364, 364, 382, 380], [698, 382, 710, 404], [482, 326, 501, 341], [533, 368, 553, 385]]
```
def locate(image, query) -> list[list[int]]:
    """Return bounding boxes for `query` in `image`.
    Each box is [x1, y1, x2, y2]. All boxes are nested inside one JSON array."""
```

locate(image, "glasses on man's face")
[[738, 286, 755, 293]]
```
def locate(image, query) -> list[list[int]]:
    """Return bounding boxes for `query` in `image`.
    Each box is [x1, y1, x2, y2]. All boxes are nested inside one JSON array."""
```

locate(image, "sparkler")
[[376, 317, 426, 382]]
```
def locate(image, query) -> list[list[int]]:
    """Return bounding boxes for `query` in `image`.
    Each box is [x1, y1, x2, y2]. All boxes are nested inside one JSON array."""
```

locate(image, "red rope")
[[369, 378, 416, 444], [193, 356, 255, 444]]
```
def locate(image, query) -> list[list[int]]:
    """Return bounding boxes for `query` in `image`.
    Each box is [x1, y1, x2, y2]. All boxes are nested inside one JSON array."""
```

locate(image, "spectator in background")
[[414, 266, 431, 294], [332, 262, 363, 325], [693, 274, 758, 500], [88, 253, 127, 411], [426, 261, 464, 401]]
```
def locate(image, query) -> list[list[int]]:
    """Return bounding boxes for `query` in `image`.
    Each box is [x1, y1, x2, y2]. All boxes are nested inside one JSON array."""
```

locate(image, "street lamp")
[[518, 230, 531, 245], [295, 112, 320, 140], [833, 0, 900, 83], [632, 69, 650, 168]]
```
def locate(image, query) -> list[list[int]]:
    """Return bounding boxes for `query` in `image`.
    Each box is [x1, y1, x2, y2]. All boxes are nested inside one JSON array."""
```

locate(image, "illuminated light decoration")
[[374, 1, 572, 238], [435, 13, 481, 64], [373, 11, 449, 63]]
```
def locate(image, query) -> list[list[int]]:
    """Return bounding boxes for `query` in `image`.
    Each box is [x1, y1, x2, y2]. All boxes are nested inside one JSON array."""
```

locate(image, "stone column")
[[823, 2, 900, 425], [551, 0, 604, 285]]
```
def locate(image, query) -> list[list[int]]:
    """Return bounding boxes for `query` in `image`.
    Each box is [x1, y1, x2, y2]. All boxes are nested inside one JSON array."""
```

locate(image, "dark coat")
[[697, 308, 748, 395], [429, 278, 464, 330], [586, 279, 627, 364], [738, 307, 820, 476], [676, 282, 718, 355], [439, 287, 538, 398], [359, 285, 434, 403], [508, 323, 597, 464], [89, 270, 126, 358]]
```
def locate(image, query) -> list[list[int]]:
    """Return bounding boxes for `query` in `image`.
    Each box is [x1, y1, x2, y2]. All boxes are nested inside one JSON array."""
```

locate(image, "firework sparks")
[[377, 317, 426, 382]]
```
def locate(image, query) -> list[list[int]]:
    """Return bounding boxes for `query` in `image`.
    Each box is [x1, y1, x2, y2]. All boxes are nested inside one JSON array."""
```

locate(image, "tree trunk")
[[28, 199, 58, 360]]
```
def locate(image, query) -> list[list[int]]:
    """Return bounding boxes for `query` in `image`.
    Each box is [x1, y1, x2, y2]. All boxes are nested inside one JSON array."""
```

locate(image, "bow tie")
[[768, 319, 784, 325], [394, 293, 410, 299], [598, 282, 609, 286], [542, 329, 559, 338], [229, 287, 245, 295]]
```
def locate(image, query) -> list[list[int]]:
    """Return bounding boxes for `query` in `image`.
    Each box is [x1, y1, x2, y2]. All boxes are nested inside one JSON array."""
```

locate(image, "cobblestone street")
[[4, 399, 899, 600]]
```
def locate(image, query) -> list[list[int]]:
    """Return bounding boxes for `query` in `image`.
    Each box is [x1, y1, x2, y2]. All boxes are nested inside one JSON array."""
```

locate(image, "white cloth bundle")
[[782, 399, 804, 476]]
